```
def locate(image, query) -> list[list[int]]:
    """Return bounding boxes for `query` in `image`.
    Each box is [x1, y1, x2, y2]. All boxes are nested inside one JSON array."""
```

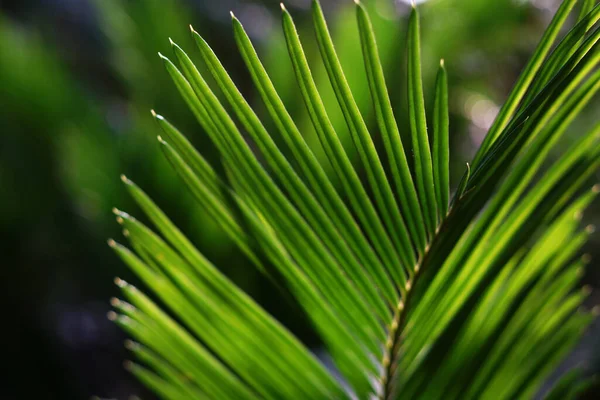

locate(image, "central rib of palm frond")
[[107, 0, 600, 399]]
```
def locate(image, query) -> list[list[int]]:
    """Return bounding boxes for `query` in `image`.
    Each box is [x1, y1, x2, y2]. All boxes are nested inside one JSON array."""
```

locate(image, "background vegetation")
[[1, 0, 598, 398]]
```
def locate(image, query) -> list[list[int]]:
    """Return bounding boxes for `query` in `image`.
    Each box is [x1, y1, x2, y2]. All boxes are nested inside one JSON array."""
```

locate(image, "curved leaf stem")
[[379, 202, 460, 399]]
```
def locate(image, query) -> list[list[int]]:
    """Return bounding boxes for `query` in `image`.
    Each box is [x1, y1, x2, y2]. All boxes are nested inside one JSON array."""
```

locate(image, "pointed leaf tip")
[[168, 37, 175, 46], [230, 11, 235, 19], [280, 2, 286, 11], [112, 208, 130, 220], [107, 311, 118, 321], [124, 339, 137, 350], [451, 162, 471, 208], [440, 58, 445, 67], [107, 238, 116, 247], [582, 285, 592, 296], [150, 110, 164, 120], [121, 174, 133, 185]]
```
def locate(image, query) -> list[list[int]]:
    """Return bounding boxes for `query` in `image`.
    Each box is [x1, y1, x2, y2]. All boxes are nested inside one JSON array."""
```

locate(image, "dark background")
[[1, 0, 599, 398]]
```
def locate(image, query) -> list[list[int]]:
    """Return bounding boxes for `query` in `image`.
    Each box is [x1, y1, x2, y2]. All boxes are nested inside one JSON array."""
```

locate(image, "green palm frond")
[[107, 0, 600, 398]]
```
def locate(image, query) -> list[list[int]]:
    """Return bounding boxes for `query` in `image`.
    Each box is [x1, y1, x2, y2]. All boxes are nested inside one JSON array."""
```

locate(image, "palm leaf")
[[108, 0, 600, 399]]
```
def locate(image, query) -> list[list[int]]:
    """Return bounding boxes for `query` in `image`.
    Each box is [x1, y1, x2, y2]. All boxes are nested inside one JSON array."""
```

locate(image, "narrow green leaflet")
[[161, 45, 387, 347], [126, 362, 192, 400], [110, 187, 347, 397], [522, 3, 600, 106], [150, 110, 225, 202], [472, 0, 579, 166], [355, 0, 428, 253], [229, 15, 399, 305], [311, 0, 417, 271], [187, 30, 393, 315], [433, 60, 449, 218], [280, 3, 412, 285], [126, 341, 205, 399], [406, 6, 438, 236]]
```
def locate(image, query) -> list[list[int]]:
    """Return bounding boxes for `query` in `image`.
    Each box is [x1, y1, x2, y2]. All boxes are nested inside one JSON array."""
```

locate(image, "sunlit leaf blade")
[[230, 186, 375, 397], [110, 184, 349, 397], [162, 45, 386, 350], [413, 191, 596, 399], [229, 14, 399, 306], [125, 341, 206, 399], [354, 0, 428, 254], [136, 141, 268, 276], [311, 0, 417, 273], [107, 252, 259, 399], [280, 3, 411, 287], [126, 362, 192, 400], [406, 6, 438, 236], [188, 30, 392, 317], [432, 59, 449, 218], [467, 34, 600, 195], [450, 162, 470, 208], [400, 136, 599, 391], [472, 0, 579, 166], [150, 109, 225, 203], [437, 73, 600, 295], [522, 3, 600, 106], [580, 0, 596, 23], [110, 224, 345, 398]]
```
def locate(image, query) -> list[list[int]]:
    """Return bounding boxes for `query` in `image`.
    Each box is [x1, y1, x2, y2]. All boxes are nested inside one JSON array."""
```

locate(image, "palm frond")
[[107, 0, 600, 399]]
